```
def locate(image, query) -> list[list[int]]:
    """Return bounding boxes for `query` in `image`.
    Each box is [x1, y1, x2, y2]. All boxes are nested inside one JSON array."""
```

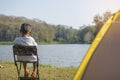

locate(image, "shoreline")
[[0, 41, 60, 45], [0, 41, 90, 45]]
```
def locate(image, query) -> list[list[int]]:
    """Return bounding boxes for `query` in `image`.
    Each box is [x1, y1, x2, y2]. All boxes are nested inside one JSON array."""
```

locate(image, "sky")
[[0, 0, 120, 29]]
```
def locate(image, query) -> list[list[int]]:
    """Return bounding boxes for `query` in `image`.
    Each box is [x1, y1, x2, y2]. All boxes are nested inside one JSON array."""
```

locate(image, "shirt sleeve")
[[13, 37, 28, 46], [13, 38, 19, 45], [31, 37, 38, 46]]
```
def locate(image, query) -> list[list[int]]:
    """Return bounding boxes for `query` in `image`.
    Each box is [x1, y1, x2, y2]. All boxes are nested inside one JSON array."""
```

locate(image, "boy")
[[14, 23, 37, 78]]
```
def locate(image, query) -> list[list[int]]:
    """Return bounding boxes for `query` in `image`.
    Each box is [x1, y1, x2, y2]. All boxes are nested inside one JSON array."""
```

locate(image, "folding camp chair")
[[13, 45, 40, 80]]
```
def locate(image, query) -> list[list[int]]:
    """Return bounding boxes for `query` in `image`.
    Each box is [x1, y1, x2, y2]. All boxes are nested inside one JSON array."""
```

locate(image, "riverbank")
[[0, 62, 77, 80], [0, 42, 13, 45], [0, 41, 61, 45]]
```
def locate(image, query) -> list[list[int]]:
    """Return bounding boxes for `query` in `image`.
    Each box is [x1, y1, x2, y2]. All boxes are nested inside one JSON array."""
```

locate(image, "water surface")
[[0, 44, 90, 67]]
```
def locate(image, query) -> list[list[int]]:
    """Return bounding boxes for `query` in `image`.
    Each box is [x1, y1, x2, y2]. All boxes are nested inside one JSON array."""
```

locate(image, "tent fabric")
[[73, 10, 120, 80]]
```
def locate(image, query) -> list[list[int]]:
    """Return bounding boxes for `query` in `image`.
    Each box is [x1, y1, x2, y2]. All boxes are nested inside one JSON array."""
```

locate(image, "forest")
[[0, 11, 112, 44]]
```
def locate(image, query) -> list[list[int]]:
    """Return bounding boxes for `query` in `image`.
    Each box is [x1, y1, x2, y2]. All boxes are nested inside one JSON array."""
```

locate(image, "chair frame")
[[13, 45, 40, 80]]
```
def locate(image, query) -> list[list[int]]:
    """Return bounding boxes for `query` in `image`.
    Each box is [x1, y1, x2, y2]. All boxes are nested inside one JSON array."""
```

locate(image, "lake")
[[0, 44, 90, 67]]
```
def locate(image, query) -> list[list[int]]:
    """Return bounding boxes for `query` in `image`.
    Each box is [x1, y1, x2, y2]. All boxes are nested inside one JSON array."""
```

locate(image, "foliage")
[[0, 14, 55, 43], [0, 11, 112, 44], [93, 11, 112, 35]]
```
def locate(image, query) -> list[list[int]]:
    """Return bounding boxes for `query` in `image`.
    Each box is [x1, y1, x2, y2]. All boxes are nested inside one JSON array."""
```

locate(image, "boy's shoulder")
[[15, 36, 33, 39], [14, 36, 35, 42], [14, 37, 22, 40], [28, 36, 35, 40]]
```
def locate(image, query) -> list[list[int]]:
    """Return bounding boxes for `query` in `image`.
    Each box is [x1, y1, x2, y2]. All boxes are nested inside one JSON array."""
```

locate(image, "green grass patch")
[[0, 41, 13, 45], [0, 62, 77, 80], [0, 41, 61, 45], [38, 41, 61, 45]]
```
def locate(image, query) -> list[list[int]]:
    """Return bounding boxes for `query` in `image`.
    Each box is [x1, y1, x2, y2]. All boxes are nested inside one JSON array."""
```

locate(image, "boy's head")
[[20, 23, 32, 35]]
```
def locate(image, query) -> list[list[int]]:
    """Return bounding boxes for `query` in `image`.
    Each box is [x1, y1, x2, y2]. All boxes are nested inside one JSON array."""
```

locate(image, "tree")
[[93, 11, 112, 35], [0, 14, 55, 43], [93, 14, 103, 31], [84, 31, 94, 44]]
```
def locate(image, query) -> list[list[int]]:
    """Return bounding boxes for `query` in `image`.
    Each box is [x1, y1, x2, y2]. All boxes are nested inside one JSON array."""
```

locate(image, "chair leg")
[[15, 62, 22, 80], [15, 62, 40, 80], [37, 63, 40, 80]]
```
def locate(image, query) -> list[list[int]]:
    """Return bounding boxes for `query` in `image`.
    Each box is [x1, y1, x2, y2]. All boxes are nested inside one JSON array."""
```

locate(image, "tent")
[[73, 10, 120, 80]]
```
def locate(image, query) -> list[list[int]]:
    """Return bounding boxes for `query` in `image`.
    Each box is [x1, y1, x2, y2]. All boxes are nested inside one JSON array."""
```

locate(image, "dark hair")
[[20, 23, 31, 34]]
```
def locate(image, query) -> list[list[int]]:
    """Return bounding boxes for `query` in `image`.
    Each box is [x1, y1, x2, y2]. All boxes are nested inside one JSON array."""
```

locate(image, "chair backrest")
[[13, 45, 37, 56], [13, 45, 40, 80]]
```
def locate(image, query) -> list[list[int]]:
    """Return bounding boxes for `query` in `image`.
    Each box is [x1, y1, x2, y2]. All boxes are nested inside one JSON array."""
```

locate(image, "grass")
[[0, 41, 61, 45], [0, 41, 13, 45], [37, 41, 61, 45], [0, 62, 77, 80]]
